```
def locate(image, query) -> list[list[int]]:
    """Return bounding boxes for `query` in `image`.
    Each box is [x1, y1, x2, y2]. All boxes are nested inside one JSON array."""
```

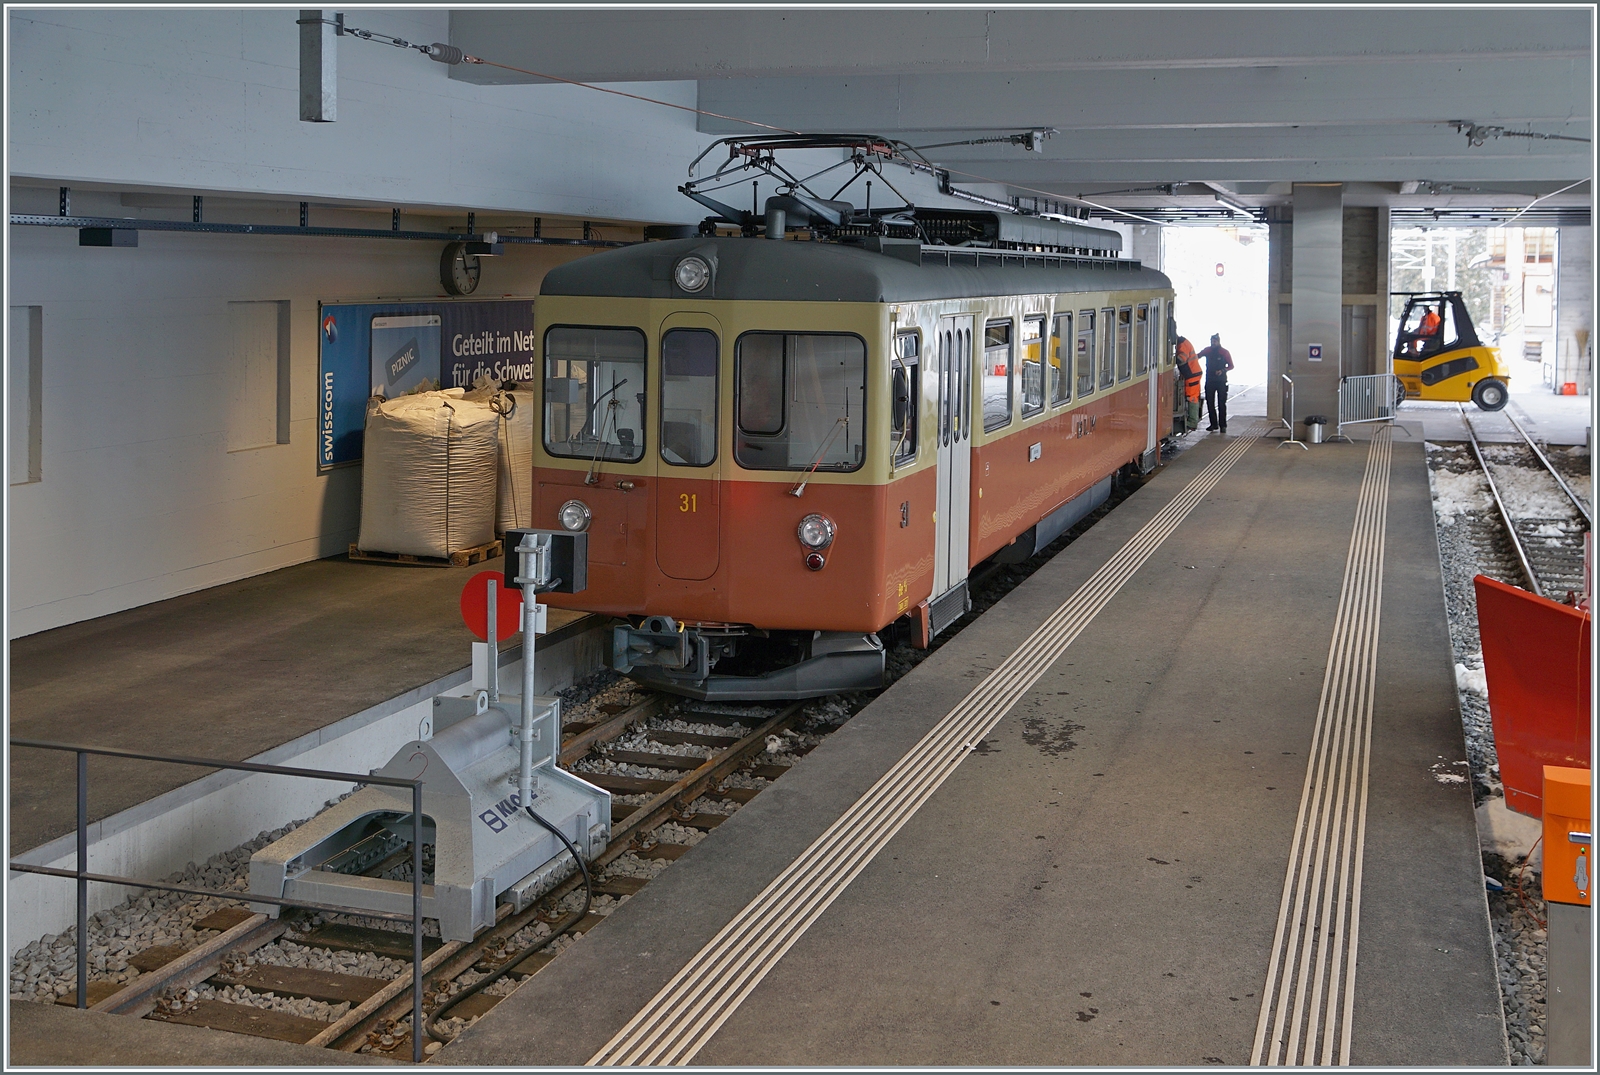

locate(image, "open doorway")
[[1160, 225, 1270, 390], [1389, 226, 1572, 397]]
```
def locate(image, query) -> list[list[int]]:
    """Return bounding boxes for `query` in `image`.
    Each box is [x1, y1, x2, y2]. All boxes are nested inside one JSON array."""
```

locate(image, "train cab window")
[[1098, 307, 1115, 390], [1050, 312, 1072, 407], [543, 326, 647, 463], [1020, 316, 1046, 418], [891, 332, 919, 467], [982, 320, 1013, 432], [1116, 306, 1133, 382], [735, 332, 866, 471], [1135, 304, 1151, 375], [660, 329, 718, 467], [1076, 310, 1096, 397]]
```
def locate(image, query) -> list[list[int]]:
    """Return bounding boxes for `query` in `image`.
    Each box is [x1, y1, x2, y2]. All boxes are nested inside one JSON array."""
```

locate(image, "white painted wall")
[[5, 187, 597, 637], [7, 7, 707, 223], [1556, 226, 1592, 394]]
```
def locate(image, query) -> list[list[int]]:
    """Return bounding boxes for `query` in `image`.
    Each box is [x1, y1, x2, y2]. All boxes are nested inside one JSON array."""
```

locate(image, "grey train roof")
[[540, 237, 1173, 305]]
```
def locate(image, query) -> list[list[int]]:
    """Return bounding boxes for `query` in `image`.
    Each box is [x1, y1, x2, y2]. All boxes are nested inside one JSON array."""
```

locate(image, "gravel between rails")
[[1426, 436, 1590, 1066]]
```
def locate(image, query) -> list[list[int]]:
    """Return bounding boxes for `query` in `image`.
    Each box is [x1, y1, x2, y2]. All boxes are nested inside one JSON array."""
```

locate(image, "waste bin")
[[1304, 415, 1328, 444]]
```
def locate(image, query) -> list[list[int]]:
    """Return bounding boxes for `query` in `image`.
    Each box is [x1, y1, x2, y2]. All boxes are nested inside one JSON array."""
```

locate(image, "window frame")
[[658, 327, 720, 469], [1050, 311, 1073, 408], [732, 330, 869, 473], [1020, 315, 1047, 418], [541, 323, 649, 464], [1098, 306, 1116, 390], [1077, 309, 1097, 398], [892, 330, 920, 468], [1134, 303, 1150, 375], [1116, 305, 1133, 383], [982, 318, 1014, 433]]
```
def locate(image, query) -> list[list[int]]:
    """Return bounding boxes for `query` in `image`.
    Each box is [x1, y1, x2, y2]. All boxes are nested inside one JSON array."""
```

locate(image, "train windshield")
[[660, 329, 718, 467], [735, 333, 866, 472], [543, 326, 647, 463]]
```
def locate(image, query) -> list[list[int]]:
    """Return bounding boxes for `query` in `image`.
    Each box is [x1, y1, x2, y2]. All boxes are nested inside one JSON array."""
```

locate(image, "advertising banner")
[[318, 299, 537, 469]]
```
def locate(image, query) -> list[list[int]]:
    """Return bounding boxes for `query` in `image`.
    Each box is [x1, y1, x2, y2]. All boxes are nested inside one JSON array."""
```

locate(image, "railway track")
[[66, 691, 815, 1060], [1459, 404, 1591, 601], [21, 448, 1173, 1060]]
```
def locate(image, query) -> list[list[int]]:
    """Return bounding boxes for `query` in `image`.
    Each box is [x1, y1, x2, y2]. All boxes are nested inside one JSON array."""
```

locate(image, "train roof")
[[540, 236, 1173, 305]]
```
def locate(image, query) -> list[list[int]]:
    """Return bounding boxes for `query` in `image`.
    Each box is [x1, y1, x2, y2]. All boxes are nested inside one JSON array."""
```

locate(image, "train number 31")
[[679, 493, 698, 513]]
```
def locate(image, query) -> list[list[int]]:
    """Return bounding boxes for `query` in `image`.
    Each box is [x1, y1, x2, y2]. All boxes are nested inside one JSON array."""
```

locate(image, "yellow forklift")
[[1391, 291, 1510, 410]]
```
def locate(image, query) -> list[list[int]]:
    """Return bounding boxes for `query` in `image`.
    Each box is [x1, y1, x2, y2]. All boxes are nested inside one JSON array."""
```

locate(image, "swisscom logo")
[[322, 313, 338, 344]]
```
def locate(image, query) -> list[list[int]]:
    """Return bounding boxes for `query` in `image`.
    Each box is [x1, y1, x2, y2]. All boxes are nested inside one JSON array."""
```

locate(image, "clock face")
[[441, 243, 482, 295]]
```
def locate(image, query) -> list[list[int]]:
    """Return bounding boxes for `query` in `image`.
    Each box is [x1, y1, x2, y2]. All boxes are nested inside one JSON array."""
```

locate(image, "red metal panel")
[[1474, 574, 1592, 818]]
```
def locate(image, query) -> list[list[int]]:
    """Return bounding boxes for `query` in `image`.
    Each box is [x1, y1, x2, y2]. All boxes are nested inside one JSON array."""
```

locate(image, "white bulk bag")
[[358, 389, 499, 558], [464, 383, 536, 533]]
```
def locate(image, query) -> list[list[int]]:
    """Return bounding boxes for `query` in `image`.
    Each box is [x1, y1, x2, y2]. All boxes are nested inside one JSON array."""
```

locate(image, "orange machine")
[[1475, 574, 1591, 818], [1542, 766, 1592, 907]]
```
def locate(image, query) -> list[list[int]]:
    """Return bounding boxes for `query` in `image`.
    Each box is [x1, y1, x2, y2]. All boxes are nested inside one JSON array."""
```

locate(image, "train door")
[[934, 314, 973, 598], [1141, 302, 1158, 462], [653, 313, 722, 581]]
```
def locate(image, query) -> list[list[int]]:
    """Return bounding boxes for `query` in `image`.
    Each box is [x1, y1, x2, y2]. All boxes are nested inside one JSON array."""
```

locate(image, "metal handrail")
[[8, 738, 429, 1062], [1278, 374, 1308, 449]]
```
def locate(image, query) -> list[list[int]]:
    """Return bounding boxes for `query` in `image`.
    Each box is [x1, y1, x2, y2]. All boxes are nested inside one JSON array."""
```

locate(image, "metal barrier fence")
[[1278, 374, 1308, 449], [8, 739, 428, 1062], [1331, 372, 1402, 442]]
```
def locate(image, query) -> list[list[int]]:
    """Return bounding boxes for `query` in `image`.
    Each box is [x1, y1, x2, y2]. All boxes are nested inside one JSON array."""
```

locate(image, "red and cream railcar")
[[531, 235, 1175, 698]]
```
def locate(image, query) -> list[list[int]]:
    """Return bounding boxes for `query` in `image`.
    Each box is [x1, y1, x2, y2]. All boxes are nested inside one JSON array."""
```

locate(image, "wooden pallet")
[[347, 538, 502, 568]]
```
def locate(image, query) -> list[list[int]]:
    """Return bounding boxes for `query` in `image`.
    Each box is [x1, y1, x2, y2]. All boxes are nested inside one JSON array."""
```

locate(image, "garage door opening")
[[1161, 225, 1270, 390]]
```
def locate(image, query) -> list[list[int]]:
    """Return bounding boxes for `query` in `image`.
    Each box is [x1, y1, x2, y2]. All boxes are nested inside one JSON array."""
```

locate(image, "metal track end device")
[[248, 531, 607, 941]]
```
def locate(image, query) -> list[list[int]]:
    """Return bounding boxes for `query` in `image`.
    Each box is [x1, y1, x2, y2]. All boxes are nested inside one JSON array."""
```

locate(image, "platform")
[[439, 423, 1506, 1066], [7, 553, 597, 855]]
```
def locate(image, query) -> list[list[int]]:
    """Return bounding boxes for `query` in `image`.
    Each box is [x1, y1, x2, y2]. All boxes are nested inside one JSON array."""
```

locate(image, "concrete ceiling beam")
[[693, 62, 1590, 135], [447, 9, 1589, 83]]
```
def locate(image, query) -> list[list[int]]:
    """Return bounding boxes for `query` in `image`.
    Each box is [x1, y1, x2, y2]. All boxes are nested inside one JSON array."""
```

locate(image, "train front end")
[[530, 239, 915, 699]]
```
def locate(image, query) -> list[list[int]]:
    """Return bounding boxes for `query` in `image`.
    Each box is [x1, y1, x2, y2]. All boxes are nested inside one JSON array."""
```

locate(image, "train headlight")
[[796, 513, 835, 550], [674, 256, 711, 293], [558, 499, 592, 532]]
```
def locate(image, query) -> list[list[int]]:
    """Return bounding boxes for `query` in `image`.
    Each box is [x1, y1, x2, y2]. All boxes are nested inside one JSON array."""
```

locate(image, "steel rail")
[[1503, 409, 1592, 528], [1459, 405, 1544, 597]]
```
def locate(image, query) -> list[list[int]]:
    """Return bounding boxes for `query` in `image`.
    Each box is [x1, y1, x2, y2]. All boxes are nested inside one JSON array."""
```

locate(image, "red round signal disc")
[[459, 571, 524, 642]]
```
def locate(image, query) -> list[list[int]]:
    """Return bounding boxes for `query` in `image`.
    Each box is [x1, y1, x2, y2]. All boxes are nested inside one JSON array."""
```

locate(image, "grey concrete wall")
[[5, 187, 597, 637], [1556, 226, 1593, 394], [6, 8, 708, 224]]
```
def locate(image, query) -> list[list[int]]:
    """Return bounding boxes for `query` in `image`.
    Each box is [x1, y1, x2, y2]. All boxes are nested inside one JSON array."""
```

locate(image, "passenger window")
[[1021, 317, 1046, 417], [1098, 307, 1115, 390], [1150, 300, 1164, 368], [1050, 312, 1072, 407], [660, 329, 718, 467], [735, 333, 866, 471], [1117, 306, 1133, 382], [892, 332, 919, 467], [982, 320, 1013, 432], [1077, 310, 1096, 397], [1134, 304, 1149, 375], [543, 326, 647, 463]]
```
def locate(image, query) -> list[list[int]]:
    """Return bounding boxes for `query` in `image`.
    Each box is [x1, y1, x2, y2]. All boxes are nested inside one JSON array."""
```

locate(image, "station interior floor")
[[7, 390, 1521, 1065]]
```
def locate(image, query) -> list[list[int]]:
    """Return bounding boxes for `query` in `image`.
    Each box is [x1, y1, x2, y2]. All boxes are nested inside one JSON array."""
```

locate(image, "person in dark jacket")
[[1197, 334, 1235, 433]]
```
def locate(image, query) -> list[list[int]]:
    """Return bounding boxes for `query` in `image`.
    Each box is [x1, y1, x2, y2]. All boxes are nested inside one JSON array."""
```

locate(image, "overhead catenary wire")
[[338, 20, 1161, 228]]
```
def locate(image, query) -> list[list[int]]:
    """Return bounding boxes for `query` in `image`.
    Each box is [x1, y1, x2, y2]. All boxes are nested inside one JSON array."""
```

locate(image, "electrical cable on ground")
[[422, 807, 594, 1045]]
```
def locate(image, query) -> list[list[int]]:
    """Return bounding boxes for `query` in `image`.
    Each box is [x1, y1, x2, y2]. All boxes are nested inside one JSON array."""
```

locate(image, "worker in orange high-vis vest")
[[1175, 336, 1203, 432]]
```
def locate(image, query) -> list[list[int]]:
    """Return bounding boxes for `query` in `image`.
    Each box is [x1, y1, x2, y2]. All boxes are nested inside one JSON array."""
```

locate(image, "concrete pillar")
[[1129, 223, 1163, 272], [1556, 225, 1592, 395], [1289, 183, 1344, 423]]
